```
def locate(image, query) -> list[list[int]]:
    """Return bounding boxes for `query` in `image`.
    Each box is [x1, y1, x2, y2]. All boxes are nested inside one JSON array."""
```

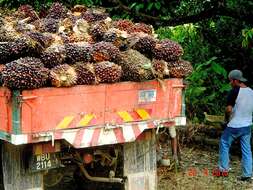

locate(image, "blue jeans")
[[219, 126, 252, 177]]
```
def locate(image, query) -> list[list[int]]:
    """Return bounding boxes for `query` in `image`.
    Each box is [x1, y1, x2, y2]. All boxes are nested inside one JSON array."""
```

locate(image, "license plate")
[[138, 90, 157, 103], [30, 153, 61, 172]]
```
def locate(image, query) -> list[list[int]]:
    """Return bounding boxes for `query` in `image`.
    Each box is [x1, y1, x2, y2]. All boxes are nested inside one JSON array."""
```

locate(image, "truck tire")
[[123, 130, 157, 190], [1, 142, 44, 190]]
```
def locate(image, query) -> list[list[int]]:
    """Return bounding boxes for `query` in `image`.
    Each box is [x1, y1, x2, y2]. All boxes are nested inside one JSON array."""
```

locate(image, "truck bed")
[[0, 79, 185, 147]]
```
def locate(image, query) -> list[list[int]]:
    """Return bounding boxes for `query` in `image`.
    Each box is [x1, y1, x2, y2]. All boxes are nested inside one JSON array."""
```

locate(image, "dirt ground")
[[158, 146, 253, 190]]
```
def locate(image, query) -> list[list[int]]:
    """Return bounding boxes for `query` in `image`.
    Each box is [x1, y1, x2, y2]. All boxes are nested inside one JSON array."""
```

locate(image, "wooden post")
[[1, 142, 44, 190], [123, 130, 157, 190]]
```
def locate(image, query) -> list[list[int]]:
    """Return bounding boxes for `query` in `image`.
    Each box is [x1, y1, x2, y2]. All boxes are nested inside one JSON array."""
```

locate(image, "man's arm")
[[224, 105, 233, 123]]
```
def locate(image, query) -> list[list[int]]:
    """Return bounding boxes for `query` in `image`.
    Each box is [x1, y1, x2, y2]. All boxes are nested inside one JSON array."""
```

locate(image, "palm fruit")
[[89, 23, 107, 42], [40, 45, 66, 68], [81, 10, 108, 23], [120, 49, 154, 81], [15, 5, 39, 22], [71, 5, 87, 15], [58, 18, 75, 35], [46, 2, 68, 20], [167, 60, 193, 78], [0, 64, 5, 86], [0, 37, 43, 64], [132, 23, 153, 35], [33, 18, 60, 33], [152, 59, 169, 79], [65, 43, 91, 64], [74, 63, 97, 85], [113, 20, 134, 33], [50, 64, 77, 87], [153, 39, 184, 62], [0, 17, 20, 42], [25, 32, 54, 48], [132, 35, 156, 58], [94, 61, 122, 83], [71, 19, 91, 42], [91, 42, 121, 63], [1, 57, 49, 90], [102, 29, 129, 50]]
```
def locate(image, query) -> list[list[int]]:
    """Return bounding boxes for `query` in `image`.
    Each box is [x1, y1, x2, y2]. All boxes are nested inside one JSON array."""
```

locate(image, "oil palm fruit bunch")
[[0, 37, 43, 64], [113, 20, 134, 33], [15, 5, 39, 22], [0, 64, 5, 86], [46, 2, 68, 20], [40, 44, 66, 68], [25, 32, 54, 48], [81, 10, 108, 23], [91, 42, 121, 63], [40, 18, 60, 33], [132, 23, 153, 35], [50, 64, 77, 87], [71, 5, 87, 16], [167, 60, 193, 78], [153, 39, 183, 62], [132, 35, 156, 58], [1, 57, 49, 90], [94, 61, 122, 83], [65, 43, 91, 64], [74, 63, 97, 85], [120, 49, 154, 81], [102, 29, 129, 50], [152, 59, 169, 79], [89, 23, 107, 42]]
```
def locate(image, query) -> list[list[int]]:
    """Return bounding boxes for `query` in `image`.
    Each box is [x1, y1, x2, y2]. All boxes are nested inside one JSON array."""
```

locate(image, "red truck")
[[0, 78, 185, 190]]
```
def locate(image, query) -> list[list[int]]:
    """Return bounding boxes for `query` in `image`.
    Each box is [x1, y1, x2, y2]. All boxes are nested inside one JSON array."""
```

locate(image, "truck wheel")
[[1, 142, 44, 190], [123, 130, 157, 190]]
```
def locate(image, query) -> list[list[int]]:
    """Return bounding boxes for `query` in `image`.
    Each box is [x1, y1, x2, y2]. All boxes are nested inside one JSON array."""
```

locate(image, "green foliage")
[[242, 28, 253, 48], [185, 57, 231, 121]]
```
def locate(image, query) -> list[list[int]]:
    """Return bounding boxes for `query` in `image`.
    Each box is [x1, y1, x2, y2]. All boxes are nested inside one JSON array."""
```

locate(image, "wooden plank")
[[1, 143, 44, 190], [123, 130, 157, 190]]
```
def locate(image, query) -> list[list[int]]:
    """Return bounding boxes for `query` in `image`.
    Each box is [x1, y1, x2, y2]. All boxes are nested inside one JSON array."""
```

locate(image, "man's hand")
[[220, 122, 227, 130]]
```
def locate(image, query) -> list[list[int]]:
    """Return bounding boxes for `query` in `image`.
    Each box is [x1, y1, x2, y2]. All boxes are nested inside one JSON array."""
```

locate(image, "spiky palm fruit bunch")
[[94, 61, 122, 83], [153, 39, 184, 62], [46, 2, 68, 20], [91, 42, 121, 63], [0, 17, 20, 42], [58, 18, 74, 35], [25, 32, 54, 48], [132, 23, 153, 35], [40, 45, 66, 68], [167, 60, 193, 78], [65, 43, 91, 64], [81, 11, 108, 23], [74, 63, 97, 85], [113, 20, 134, 33], [132, 36, 156, 58], [152, 59, 169, 79], [34, 18, 60, 33], [15, 5, 39, 22], [0, 37, 43, 64], [89, 23, 107, 42], [0, 64, 5, 86], [1, 57, 49, 90], [102, 29, 129, 50], [120, 49, 153, 81], [71, 5, 87, 15], [50, 64, 77, 87]]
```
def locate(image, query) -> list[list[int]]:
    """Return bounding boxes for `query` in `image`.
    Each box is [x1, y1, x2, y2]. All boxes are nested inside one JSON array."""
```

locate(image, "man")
[[218, 69, 253, 181]]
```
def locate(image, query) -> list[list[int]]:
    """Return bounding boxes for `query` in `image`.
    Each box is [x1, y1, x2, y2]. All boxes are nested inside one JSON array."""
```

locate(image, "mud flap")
[[1, 142, 44, 190], [123, 130, 157, 190]]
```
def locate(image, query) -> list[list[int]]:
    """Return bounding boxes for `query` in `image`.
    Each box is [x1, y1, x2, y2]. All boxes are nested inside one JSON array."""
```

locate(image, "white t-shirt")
[[228, 87, 253, 128]]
